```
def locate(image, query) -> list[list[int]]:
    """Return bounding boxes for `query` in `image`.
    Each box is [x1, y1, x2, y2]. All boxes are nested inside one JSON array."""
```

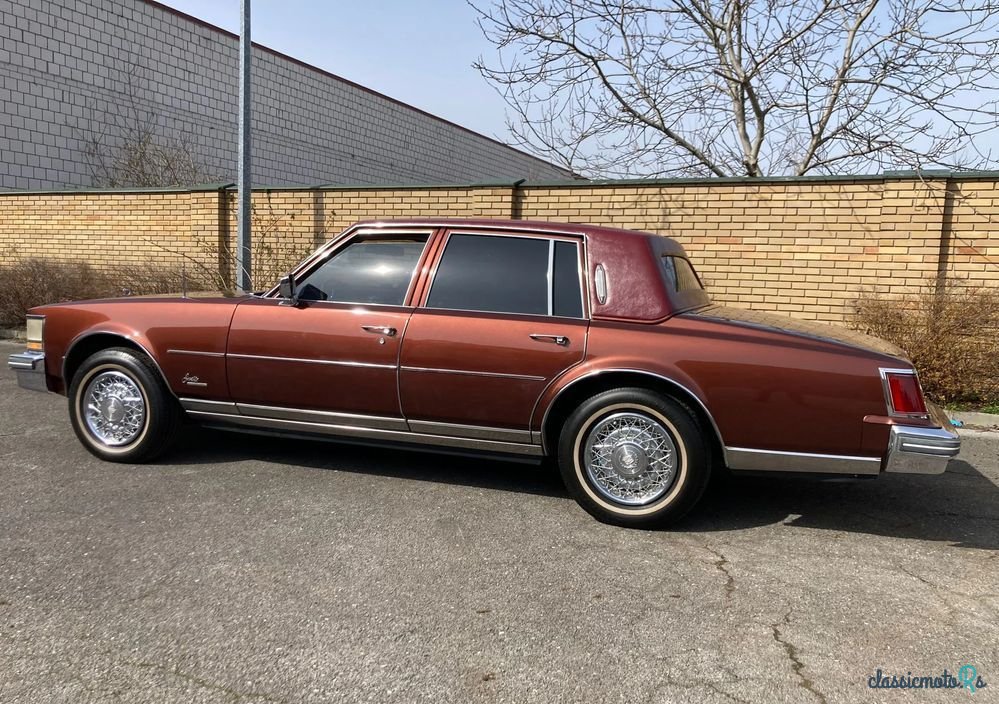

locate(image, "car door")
[[225, 229, 435, 427], [399, 230, 588, 439]]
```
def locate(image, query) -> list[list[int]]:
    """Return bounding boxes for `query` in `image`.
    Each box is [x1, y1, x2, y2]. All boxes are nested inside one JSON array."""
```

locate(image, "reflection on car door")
[[399, 231, 588, 438], [226, 232, 433, 427]]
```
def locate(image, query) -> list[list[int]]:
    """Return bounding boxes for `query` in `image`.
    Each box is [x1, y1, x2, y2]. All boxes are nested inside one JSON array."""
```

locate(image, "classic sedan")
[[8, 219, 960, 526]]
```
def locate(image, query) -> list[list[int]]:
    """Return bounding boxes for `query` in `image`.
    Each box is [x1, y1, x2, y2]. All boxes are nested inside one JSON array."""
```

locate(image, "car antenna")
[[181, 263, 187, 298]]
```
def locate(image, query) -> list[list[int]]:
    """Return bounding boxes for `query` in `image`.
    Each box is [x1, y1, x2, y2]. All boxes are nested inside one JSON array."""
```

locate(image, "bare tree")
[[472, 0, 999, 177], [81, 62, 216, 187]]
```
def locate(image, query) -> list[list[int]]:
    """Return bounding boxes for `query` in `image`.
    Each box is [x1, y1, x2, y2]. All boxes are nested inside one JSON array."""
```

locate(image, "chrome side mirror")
[[278, 274, 298, 306]]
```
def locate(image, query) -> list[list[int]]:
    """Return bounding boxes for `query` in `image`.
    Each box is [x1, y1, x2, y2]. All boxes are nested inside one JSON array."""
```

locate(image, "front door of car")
[[226, 230, 434, 424], [399, 231, 588, 436]]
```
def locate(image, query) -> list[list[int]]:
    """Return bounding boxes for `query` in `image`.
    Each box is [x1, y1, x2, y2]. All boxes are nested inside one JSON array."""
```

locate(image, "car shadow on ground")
[[168, 428, 999, 550]]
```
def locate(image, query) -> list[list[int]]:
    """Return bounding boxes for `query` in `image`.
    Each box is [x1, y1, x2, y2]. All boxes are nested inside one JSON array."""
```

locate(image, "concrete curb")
[[948, 410, 999, 432]]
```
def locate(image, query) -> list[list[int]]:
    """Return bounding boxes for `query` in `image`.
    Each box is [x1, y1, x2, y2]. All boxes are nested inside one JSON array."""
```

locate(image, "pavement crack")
[[771, 611, 827, 704], [119, 659, 287, 703], [704, 545, 736, 600]]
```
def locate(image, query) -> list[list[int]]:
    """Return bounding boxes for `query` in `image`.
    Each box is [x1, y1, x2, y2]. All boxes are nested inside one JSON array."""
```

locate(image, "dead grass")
[[852, 281, 999, 405], [0, 259, 215, 328]]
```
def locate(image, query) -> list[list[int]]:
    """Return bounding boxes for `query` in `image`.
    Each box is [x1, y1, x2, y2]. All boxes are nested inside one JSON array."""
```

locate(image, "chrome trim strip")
[[227, 353, 396, 370], [236, 403, 408, 431], [537, 369, 725, 456], [187, 410, 543, 456], [546, 238, 555, 317], [725, 447, 881, 475], [401, 365, 546, 382], [167, 349, 226, 358], [180, 398, 238, 414], [407, 420, 533, 444]]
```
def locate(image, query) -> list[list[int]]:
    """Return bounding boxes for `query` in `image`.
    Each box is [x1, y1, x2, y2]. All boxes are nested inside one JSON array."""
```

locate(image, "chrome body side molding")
[[167, 349, 226, 358], [178, 399, 541, 456], [407, 419, 532, 444], [725, 447, 881, 475], [401, 366, 546, 382], [227, 353, 396, 370]]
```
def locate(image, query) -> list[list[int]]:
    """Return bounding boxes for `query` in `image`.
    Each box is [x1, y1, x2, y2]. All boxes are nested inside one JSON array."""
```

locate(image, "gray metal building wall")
[[0, 0, 572, 189]]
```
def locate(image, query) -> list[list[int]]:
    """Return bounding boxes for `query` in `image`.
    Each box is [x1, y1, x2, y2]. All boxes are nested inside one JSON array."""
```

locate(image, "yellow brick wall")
[[1, 176, 996, 323]]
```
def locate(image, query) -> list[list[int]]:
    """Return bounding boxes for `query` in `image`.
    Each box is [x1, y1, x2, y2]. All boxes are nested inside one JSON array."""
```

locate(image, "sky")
[[156, 0, 512, 143]]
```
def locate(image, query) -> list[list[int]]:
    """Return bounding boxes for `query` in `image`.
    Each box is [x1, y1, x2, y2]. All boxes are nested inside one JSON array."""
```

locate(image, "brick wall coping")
[[2, 170, 999, 197]]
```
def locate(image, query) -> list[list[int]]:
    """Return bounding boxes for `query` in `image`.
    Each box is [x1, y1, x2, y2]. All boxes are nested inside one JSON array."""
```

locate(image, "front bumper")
[[8, 350, 48, 392], [884, 403, 960, 475]]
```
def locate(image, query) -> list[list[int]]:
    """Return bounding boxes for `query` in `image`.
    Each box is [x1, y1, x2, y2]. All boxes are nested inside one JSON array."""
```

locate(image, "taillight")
[[881, 369, 928, 417]]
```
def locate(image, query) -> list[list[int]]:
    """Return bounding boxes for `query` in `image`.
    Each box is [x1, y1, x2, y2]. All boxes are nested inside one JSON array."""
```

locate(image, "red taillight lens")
[[885, 372, 927, 415]]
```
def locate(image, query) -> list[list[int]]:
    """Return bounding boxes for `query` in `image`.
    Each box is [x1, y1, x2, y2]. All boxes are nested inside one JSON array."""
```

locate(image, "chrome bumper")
[[884, 403, 960, 475], [7, 350, 48, 392]]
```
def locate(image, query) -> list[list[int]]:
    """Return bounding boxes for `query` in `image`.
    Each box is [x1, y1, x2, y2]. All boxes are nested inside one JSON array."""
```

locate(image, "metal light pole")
[[236, 0, 252, 292]]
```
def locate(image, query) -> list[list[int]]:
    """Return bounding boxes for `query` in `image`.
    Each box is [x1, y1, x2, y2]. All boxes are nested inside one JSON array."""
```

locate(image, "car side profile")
[[8, 219, 960, 526]]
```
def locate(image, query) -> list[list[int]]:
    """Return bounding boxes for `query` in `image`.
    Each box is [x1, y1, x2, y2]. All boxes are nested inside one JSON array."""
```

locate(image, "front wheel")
[[68, 347, 180, 462], [557, 388, 711, 527]]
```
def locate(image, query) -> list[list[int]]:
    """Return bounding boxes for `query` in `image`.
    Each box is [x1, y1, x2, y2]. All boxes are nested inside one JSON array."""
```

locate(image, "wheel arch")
[[63, 332, 173, 397], [540, 369, 726, 462]]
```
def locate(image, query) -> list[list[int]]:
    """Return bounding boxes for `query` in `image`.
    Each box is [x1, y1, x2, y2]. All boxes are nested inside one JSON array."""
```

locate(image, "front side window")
[[426, 233, 584, 318], [297, 235, 428, 305]]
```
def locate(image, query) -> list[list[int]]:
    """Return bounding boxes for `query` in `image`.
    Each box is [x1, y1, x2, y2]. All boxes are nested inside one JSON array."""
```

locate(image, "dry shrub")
[[0, 258, 215, 328], [852, 281, 999, 405]]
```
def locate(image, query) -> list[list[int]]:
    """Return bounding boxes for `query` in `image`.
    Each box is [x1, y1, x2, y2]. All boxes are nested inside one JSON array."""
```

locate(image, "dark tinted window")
[[553, 241, 583, 318], [427, 234, 550, 315], [297, 236, 427, 305], [662, 256, 703, 292]]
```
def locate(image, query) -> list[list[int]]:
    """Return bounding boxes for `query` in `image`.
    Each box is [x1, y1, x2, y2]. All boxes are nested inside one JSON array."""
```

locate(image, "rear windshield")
[[661, 256, 704, 292]]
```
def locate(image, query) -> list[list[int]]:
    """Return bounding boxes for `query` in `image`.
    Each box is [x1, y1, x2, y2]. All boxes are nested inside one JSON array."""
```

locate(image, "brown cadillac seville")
[[8, 219, 960, 526]]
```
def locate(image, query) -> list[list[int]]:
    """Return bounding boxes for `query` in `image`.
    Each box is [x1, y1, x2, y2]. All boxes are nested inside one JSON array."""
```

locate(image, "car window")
[[426, 234, 585, 318], [297, 236, 428, 305], [553, 240, 584, 318], [661, 255, 703, 292]]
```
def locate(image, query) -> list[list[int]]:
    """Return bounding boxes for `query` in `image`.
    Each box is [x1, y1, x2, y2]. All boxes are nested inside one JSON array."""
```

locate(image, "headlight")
[[25, 315, 45, 351]]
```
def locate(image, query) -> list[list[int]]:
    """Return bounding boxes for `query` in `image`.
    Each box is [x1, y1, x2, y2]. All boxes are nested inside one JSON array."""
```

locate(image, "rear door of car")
[[398, 228, 589, 440]]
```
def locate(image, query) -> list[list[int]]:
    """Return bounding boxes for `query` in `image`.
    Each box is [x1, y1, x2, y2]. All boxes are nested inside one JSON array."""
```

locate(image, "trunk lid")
[[682, 304, 906, 358]]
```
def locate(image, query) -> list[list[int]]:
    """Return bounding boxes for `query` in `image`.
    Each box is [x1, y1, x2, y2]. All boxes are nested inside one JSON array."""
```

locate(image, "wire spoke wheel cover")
[[82, 370, 147, 447], [582, 411, 678, 506]]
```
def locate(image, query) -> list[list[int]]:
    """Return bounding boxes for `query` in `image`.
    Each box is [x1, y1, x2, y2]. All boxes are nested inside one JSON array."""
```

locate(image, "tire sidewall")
[[69, 350, 165, 462], [558, 389, 709, 526]]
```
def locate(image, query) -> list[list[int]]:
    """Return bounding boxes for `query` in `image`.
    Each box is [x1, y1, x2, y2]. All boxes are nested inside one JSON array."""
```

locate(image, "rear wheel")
[[557, 388, 711, 527], [68, 348, 180, 462]]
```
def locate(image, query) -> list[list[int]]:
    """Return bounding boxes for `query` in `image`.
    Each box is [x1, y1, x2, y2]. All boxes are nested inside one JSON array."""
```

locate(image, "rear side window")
[[662, 256, 703, 292], [427, 233, 584, 317], [297, 236, 428, 305]]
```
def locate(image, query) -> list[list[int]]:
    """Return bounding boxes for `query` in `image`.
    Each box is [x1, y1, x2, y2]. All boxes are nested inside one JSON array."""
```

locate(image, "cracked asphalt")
[[1, 341, 997, 703]]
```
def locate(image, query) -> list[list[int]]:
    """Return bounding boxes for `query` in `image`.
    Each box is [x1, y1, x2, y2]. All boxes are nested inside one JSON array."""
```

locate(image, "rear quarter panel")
[[537, 316, 900, 457]]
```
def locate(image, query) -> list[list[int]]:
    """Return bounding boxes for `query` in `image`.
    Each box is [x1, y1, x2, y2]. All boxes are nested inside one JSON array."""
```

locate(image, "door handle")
[[529, 333, 570, 346], [361, 325, 397, 337]]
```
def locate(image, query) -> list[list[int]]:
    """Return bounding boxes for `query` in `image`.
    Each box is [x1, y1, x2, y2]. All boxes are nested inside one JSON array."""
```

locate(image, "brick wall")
[[1, 173, 996, 323], [0, 0, 570, 189]]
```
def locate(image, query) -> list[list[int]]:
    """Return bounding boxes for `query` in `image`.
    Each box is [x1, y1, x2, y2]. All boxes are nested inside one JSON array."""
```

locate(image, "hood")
[[682, 304, 906, 358]]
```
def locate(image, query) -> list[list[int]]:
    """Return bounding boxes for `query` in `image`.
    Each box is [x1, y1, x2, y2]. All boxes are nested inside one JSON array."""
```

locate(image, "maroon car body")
[[9, 219, 960, 525]]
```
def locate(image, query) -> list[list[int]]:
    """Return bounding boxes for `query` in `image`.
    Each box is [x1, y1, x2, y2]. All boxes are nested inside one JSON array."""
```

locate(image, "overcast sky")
[[157, 0, 511, 142]]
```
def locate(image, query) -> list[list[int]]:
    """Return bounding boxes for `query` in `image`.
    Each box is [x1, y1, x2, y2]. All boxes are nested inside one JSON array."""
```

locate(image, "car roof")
[[352, 218, 687, 256]]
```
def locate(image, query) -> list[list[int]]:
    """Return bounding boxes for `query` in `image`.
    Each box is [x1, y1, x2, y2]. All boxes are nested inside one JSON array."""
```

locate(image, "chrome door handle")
[[361, 325, 397, 337], [529, 333, 570, 346]]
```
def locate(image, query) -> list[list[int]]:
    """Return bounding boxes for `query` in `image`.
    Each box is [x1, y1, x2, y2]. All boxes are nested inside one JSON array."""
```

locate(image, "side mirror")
[[278, 274, 298, 306]]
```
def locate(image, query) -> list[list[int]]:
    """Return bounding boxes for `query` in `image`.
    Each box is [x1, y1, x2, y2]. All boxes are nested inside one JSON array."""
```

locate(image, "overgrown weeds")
[[852, 281, 999, 406]]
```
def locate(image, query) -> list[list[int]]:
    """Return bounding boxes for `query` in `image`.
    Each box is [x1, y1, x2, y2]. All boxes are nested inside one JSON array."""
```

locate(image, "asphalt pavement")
[[1, 341, 997, 703]]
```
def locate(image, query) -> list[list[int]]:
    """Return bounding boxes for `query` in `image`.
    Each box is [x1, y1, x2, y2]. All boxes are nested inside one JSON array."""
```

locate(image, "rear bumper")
[[884, 403, 960, 475], [7, 350, 48, 392]]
